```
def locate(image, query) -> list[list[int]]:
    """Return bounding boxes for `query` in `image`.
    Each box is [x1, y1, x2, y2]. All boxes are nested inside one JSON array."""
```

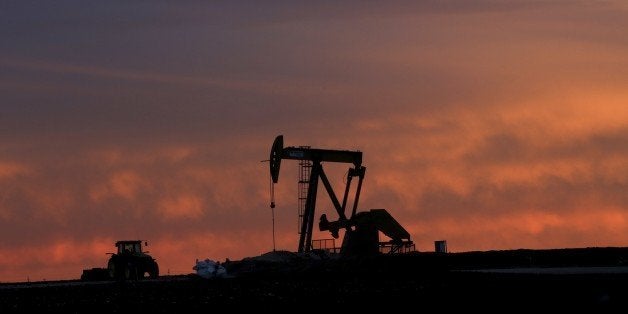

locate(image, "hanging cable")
[[262, 159, 277, 251], [269, 175, 275, 209]]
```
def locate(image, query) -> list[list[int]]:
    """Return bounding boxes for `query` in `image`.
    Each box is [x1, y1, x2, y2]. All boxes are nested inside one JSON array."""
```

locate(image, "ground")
[[2, 248, 628, 312]]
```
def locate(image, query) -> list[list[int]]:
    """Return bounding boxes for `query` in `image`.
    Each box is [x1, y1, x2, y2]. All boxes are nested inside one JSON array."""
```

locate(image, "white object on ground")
[[193, 259, 227, 278]]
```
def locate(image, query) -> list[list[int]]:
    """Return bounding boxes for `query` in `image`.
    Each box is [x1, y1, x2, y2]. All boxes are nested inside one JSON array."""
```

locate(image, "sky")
[[1, 0, 627, 282]]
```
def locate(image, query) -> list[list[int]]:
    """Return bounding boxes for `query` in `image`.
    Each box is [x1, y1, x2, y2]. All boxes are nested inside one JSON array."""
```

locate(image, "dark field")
[[3, 248, 628, 312]]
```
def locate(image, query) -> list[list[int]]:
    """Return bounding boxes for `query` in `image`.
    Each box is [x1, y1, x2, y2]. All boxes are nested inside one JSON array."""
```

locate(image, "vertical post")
[[305, 193, 316, 252], [271, 206, 276, 251]]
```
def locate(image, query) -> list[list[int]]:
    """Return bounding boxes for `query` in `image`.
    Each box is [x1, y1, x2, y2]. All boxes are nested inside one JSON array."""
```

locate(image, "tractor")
[[107, 240, 159, 280]]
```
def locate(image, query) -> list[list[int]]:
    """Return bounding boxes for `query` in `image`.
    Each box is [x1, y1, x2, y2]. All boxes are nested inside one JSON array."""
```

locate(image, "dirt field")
[[2, 248, 628, 312]]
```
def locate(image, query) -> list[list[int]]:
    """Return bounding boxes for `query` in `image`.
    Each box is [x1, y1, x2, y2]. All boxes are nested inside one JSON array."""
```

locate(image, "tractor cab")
[[115, 240, 144, 255]]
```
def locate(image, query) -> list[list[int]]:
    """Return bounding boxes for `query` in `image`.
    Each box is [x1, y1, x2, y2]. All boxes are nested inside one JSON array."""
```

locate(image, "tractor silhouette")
[[107, 240, 159, 280], [81, 240, 159, 281]]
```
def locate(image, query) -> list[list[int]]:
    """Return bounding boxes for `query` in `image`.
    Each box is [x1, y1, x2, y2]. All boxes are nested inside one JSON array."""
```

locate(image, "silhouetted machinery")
[[81, 240, 159, 281], [269, 135, 414, 255], [108, 240, 159, 280]]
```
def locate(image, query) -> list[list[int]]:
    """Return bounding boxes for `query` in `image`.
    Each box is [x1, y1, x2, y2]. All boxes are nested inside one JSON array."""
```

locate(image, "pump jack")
[[269, 135, 414, 255]]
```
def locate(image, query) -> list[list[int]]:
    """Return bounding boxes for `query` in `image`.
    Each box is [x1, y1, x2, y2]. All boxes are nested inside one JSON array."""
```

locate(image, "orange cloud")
[[0, 161, 30, 179], [89, 170, 147, 202], [405, 207, 628, 252], [0, 238, 114, 283], [158, 194, 204, 219]]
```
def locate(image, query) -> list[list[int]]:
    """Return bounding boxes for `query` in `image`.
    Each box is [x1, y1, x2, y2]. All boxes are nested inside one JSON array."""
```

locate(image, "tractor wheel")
[[148, 262, 159, 279], [124, 264, 138, 280], [107, 259, 119, 280]]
